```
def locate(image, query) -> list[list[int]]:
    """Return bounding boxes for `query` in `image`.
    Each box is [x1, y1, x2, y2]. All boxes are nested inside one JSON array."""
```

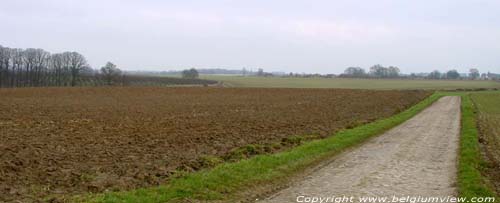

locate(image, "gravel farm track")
[[261, 96, 461, 203], [0, 87, 430, 202]]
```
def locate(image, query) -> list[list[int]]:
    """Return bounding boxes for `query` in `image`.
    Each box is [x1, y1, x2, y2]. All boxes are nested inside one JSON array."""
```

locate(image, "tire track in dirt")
[[261, 96, 461, 202]]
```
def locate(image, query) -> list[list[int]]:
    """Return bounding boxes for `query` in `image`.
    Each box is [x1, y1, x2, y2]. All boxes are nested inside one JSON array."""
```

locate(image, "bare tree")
[[0, 46, 9, 87], [182, 68, 199, 79], [343, 67, 366, 77], [387, 66, 400, 78], [0, 45, 91, 87], [427, 70, 441, 79], [1, 44, 217, 88], [64, 52, 88, 86], [32, 49, 50, 86], [469, 68, 480, 80], [23, 48, 37, 86], [370, 64, 387, 78], [10, 48, 24, 87], [50, 53, 67, 86], [100, 62, 122, 85]]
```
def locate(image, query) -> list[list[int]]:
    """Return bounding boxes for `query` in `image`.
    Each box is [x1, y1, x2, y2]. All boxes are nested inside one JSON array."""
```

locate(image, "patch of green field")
[[79, 93, 441, 203], [201, 75, 500, 90], [472, 91, 500, 114]]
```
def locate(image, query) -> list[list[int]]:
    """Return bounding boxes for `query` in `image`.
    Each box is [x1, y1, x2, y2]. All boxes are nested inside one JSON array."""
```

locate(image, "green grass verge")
[[79, 93, 442, 203], [458, 93, 498, 199]]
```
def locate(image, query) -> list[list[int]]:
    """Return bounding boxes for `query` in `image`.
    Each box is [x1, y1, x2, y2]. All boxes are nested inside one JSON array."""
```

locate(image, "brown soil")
[[476, 111, 500, 194], [0, 87, 430, 202]]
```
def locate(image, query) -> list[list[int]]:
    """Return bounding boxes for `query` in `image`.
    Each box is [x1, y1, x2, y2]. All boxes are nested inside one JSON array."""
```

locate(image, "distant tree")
[[100, 62, 122, 85], [369, 64, 388, 78], [182, 68, 199, 79], [387, 66, 400, 78], [10, 48, 24, 87], [50, 53, 68, 86], [368, 65, 400, 78], [428, 70, 441, 79], [242, 68, 247, 76], [257, 68, 264, 76], [22, 48, 35, 85], [0, 46, 10, 87], [446, 69, 460, 79], [344, 67, 366, 77], [1, 44, 220, 88], [63, 52, 88, 86], [469, 68, 479, 80]]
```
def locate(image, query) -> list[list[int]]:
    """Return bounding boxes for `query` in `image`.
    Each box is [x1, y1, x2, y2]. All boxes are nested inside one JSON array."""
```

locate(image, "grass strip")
[[82, 93, 442, 203], [458, 94, 498, 199]]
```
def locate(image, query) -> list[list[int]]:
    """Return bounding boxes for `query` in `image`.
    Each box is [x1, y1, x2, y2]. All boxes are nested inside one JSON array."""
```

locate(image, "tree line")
[[0, 45, 217, 88], [0, 45, 92, 87], [343, 65, 401, 78], [408, 68, 498, 80], [341, 65, 498, 80]]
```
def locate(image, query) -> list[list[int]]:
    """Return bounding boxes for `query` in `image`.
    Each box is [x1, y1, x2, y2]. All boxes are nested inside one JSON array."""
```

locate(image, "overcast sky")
[[1, 0, 500, 74]]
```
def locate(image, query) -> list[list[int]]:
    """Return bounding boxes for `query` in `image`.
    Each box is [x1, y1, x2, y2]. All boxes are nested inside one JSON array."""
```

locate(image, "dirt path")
[[261, 96, 461, 202]]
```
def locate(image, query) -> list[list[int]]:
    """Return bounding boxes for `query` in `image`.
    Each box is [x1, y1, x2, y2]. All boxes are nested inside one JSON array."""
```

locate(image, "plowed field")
[[0, 87, 430, 201]]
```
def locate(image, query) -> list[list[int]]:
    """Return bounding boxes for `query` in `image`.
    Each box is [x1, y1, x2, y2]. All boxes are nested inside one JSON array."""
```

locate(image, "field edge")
[[458, 93, 498, 199]]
